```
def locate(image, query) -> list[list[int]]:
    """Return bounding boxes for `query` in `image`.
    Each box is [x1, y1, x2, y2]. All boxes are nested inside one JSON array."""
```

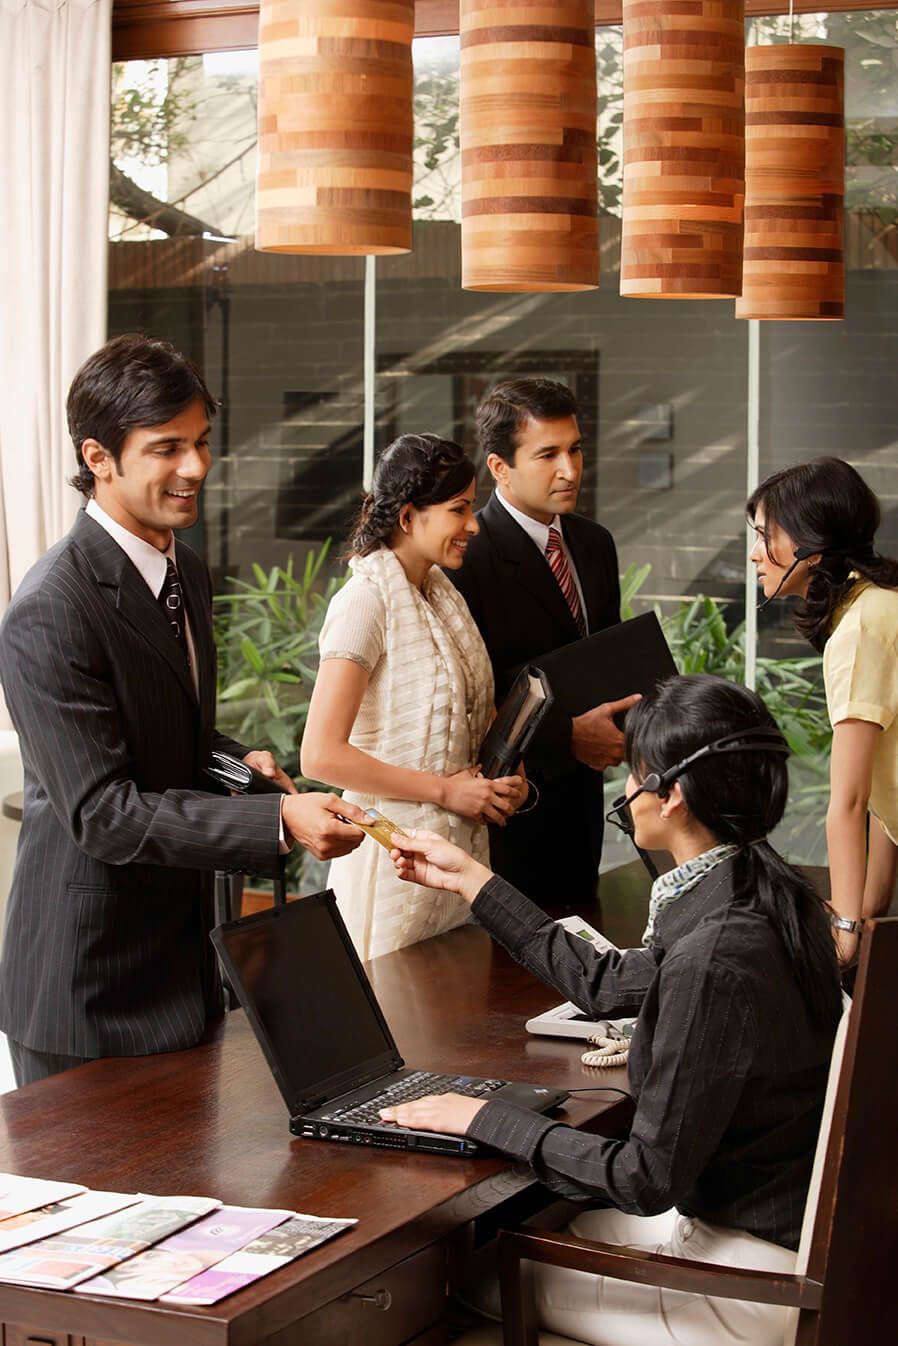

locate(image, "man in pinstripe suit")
[[0, 334, 365, 1087]]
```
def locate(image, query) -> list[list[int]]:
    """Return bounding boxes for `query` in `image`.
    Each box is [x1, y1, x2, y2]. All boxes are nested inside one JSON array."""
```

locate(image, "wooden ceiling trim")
[[112, 0, 898, 61]]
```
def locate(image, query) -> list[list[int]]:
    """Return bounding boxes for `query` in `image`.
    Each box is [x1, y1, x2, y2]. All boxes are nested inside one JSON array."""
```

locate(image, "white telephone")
[[525, 915, 635, 1042]]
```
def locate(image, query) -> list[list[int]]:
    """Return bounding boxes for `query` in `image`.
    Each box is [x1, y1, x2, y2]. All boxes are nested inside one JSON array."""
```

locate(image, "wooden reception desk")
[[0, 920, 634, 1346]]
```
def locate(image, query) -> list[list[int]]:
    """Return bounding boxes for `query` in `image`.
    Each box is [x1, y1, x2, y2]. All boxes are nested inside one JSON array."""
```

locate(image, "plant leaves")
[[239, 637, 265, 675]]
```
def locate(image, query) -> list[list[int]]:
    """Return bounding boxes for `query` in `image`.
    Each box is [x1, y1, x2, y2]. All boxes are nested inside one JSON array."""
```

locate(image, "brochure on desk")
[[0, 1194, 219, 1289], [76, 1204, 293, 1300], [0, 1178, 355, 1300], [163, 1213, 357, 1305], [0, 1189, 140, 1254], [0, 1172, 86, 1222]]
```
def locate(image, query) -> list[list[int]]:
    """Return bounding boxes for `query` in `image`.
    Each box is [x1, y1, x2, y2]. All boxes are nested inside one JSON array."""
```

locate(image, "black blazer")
[[449, 493, 620, 906], [0, 510, 284, 1058]]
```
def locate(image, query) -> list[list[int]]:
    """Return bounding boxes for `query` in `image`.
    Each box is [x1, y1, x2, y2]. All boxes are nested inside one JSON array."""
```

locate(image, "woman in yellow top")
[[748, 457, 898, 958]]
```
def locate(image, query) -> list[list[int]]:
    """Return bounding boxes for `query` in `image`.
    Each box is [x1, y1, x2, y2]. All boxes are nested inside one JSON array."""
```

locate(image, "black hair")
[[475, 377, 579, 466], [67, 333, 217, 498], [347, 433, 476, 556], [747, 457, 898, 652], [626, 674, 841, 1029]]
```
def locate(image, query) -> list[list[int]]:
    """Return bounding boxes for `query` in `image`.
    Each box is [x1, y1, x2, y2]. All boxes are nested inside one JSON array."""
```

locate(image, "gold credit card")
[[355, 809, 410, 851]]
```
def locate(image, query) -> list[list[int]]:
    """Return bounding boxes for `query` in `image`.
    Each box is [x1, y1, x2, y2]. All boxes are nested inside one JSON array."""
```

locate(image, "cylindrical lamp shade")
[[620, 0, 745, 299], [736, 45, 844, 320], [460, 0, 598, 292], [256, 0, 414, 255]]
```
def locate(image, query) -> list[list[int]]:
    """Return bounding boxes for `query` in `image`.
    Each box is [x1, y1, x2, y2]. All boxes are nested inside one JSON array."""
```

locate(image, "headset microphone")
[[757, 546, 817, 611]]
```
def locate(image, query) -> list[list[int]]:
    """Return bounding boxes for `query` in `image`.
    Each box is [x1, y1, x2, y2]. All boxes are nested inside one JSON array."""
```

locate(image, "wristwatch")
[[830, 913, 863, 934]]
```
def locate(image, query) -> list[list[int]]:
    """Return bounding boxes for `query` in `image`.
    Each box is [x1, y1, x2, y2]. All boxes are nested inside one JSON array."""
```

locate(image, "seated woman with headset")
[[381, 674, 842, 1346]]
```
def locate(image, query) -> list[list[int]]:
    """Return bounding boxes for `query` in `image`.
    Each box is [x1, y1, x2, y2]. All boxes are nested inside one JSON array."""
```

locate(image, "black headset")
[[757, 545, 818, 611], [605, 727, 790, 879]]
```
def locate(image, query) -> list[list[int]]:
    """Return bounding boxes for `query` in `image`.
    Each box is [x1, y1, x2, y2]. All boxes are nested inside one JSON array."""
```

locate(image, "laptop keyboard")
[[322, 1070, 506, 1126]]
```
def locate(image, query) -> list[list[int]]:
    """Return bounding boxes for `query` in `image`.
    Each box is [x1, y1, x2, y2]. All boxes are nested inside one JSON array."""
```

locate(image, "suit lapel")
[[481, 493, 580, 640], [73, 511, 197, 706]]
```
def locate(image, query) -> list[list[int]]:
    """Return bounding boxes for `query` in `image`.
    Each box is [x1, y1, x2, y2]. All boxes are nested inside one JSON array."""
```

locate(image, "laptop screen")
[[212, 892, 401, 1115]]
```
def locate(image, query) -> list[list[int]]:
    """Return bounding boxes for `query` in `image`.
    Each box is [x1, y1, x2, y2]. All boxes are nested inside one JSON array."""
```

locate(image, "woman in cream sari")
[[301, 434, 525, 959]]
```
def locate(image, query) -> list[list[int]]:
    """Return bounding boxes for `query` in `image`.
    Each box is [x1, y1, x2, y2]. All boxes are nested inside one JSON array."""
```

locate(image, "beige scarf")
[[328, 547, 495, 959]]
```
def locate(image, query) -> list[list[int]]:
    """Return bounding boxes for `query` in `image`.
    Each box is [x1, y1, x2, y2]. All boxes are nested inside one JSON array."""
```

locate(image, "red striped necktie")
[[545, 526, 586, 636]]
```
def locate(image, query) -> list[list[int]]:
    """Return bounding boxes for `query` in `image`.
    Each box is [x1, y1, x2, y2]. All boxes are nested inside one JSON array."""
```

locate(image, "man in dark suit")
[[449, 379, 637, 912], [0, 334, 365, 1086]]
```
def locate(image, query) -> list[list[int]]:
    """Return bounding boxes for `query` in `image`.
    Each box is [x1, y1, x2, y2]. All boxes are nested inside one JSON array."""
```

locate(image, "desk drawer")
[[3, 1330, 82, 1346], [276, 1241, 447, 1346]]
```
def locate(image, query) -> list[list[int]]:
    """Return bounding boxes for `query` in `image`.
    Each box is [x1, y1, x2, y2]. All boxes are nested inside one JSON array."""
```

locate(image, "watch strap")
[[830, 913, 863, 934]]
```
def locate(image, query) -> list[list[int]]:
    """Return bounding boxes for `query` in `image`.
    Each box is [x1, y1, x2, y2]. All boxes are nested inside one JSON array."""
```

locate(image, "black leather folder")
[[534, 612, 678, 718]]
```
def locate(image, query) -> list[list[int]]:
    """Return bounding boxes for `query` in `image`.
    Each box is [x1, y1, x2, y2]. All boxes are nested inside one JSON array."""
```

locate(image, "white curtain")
[[0, 0, 111, 608]]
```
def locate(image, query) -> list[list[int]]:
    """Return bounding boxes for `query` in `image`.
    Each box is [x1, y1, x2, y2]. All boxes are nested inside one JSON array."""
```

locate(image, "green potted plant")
[[615, 563, 832, 865], [213, 541, 349, 892]]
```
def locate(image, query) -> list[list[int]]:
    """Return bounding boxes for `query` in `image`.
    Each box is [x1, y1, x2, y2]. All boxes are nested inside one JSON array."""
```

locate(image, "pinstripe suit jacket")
[[0, 510, 284, 1059]]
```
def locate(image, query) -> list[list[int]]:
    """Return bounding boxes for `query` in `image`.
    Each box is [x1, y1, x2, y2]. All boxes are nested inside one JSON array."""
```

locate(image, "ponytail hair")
[[347, 433, 476, 557], [626, 675, 841, 1029], [748, 457, 898, 651]]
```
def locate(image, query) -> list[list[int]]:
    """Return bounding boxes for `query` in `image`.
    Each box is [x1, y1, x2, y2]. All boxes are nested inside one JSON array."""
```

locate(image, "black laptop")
[[211, 891, 569, 1157]]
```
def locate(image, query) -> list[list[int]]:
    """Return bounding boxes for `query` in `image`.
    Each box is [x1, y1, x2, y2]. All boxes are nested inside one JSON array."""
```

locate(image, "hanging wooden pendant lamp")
[[620, 0, 745, 299], [255, 0, 414, 255], [460, 0, 599, 291], [736, 45, 845, 320]]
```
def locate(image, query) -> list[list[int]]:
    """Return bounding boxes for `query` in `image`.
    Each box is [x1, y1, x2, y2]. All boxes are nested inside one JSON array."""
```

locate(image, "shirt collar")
[[85, 499, 175, 599], [831, 572, 869, 632], [494, 489, 562, 555], [643, 845, 740, 948]]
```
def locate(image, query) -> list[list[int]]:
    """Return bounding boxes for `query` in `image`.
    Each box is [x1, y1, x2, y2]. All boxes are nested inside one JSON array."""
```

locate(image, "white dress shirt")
[[494, 489, 587, 621]]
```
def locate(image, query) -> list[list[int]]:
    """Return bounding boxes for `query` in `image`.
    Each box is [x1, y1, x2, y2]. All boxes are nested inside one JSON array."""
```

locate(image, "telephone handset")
[[525, 915, 636, 1043]]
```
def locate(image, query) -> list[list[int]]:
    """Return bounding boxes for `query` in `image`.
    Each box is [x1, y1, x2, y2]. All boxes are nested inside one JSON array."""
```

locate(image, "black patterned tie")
[[159, 558, 189, 660]]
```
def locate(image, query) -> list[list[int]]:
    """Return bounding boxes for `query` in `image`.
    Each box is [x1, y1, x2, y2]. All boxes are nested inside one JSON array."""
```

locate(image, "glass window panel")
[[388, 32, 751, 871], [413, 36, 461, 222], [108, 52, 365, 595], [106, 16, 898, 879], [751, 12, 898, 866]]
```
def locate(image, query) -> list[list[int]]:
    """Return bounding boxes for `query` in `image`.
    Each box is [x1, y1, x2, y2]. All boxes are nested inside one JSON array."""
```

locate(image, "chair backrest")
[[790, 918, 898, 1346], [793, 992, 853, 1275], [782, 993, 851, 1344]]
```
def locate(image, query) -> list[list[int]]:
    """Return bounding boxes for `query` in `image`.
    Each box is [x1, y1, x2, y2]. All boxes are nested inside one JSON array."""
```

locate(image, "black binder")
[[205, 752, 289, 910], [534, 612, 678, 718], [479, 665, 554, 779], [204, 750, 288, 796]]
